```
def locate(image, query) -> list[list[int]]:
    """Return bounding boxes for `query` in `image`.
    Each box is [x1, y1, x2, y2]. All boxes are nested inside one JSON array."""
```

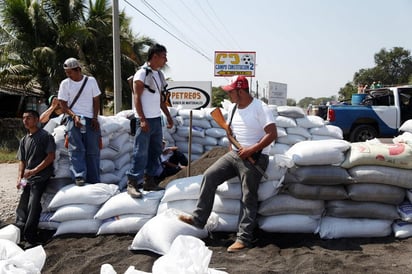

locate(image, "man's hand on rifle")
[[237, 146, 254, 160]]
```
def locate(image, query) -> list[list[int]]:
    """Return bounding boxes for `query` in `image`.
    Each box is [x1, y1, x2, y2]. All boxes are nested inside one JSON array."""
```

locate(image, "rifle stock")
[[210, 108, 268, 179]]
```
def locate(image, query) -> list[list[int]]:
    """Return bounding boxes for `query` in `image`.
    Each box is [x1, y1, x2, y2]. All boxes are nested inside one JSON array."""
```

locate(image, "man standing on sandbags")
[[126, 43, 174, 198], [179, 76, 277, 252], [15, 110, 56, 247], [58, 57, 102, 186]]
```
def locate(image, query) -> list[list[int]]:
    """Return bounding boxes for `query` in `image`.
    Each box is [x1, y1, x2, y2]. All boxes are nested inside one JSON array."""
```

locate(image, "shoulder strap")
[[69, 76, 88, 109], [228, 104, 238, 128]]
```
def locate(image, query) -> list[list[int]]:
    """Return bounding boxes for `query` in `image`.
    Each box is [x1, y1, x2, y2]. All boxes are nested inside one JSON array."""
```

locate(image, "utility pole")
[[256, 80, 259, 99], [112, 0, 122, 114]]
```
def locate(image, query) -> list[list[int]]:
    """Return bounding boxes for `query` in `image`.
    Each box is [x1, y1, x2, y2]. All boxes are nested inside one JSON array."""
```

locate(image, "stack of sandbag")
[[171, 108, 228, 161], [157, 156, 288, 233], [94, 190, 164, 235], [258, 139, 351, 234], [317, 139, 408, 239], [270, 106, 342, 156], [47, 183, 119, 236]]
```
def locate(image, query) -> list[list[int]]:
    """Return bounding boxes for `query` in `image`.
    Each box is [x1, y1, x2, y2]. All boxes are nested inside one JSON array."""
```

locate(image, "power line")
[[122, 0, 212, 62]]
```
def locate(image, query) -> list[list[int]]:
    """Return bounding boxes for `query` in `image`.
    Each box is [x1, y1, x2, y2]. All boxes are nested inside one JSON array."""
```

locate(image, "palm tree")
[[0, 0, 156, 111]]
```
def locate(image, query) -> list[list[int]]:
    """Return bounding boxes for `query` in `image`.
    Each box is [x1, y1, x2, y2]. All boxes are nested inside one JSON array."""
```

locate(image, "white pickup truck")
[[326, 85, 412, 142]]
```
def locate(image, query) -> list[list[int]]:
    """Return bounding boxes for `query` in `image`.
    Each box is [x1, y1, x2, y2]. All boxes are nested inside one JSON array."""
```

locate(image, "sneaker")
[[75, 177, 85, 186], [127, 180, 142, 198], [227, 240, 247, 253]]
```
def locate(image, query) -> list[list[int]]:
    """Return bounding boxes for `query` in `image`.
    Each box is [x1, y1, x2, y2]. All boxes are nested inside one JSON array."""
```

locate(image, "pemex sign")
[[214, 51, 256, 77]]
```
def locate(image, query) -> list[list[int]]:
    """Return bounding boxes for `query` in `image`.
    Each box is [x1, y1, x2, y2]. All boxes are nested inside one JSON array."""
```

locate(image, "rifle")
[[210, 108, 268, 179]]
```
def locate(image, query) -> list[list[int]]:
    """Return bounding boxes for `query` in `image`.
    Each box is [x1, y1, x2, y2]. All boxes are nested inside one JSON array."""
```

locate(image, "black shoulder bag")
[[60, 76, 89, 125]]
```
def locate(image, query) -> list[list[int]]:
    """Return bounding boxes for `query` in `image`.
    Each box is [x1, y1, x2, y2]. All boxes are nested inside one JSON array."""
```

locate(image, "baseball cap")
[[221, 75, 249, 91], [48, 95, 57, 105], [63, 57, 80, 69]]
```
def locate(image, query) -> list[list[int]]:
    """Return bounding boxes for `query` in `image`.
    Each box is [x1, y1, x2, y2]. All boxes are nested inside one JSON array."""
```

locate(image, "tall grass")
[[0, 146, 17, 163]]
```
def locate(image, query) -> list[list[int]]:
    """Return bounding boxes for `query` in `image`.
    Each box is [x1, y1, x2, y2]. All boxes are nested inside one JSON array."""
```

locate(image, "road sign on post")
[[214, 51, 256, 77]]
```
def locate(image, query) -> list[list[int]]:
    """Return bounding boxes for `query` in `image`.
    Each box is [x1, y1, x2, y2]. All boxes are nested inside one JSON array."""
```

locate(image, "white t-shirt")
[[228, 98, 275, 155], [58, 76, 101, 118], [132, 67, 162, 118]]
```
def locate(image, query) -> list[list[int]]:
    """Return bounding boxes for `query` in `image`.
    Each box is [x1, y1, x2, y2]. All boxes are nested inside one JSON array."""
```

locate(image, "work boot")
[[127, 179, 142, 198], [143, 175, 164, 191]]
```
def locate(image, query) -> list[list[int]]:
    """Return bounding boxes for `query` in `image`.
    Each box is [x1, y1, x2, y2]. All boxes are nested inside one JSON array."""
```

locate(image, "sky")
[[118, 0, 412, 102]]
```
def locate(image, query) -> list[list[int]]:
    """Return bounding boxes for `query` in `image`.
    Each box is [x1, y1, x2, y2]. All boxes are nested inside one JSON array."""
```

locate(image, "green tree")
[[353, 47, 412, 87], [0, 0, 154, 112], [211, 86, 228, 107]]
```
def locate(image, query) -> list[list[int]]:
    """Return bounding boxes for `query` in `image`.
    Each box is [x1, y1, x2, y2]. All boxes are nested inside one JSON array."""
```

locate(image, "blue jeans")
[[127, 117, 163, 184], [66, 117, 101, 183], [192, 150, 268, 246]]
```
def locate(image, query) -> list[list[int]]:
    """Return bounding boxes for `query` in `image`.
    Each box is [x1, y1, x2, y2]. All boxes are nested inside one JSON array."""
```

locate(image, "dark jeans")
[[192, 150, 268, 246], [15, 175, 48, 243]]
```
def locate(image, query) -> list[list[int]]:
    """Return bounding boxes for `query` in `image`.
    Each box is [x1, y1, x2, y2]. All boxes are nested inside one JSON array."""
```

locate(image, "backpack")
[[128, 66, 171, 107]]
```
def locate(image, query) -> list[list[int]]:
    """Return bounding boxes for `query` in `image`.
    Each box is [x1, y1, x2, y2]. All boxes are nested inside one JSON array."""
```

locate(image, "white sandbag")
[[205, 127, 226, 138], [178, 118, 212, 129], [326, 200, 399, 220], [176, 141, 203, 154], [114, 153, 131, 170], [348, 165, 412, 189], [286, 127, 312, 138], [276, 127, 288, 138], [210, 213, 239, 232], [157, 199, 198, 215], [277, 106, 305, 118], [277, 134, 307, 145], [100, 147, 119, 160], [109, 132, 131, 152], [161, 175, 203, 203], [284, 165, 353, 185], [341, 142, 412, 169], [97, 214, 152, 235], [309, 125, 343, 140], [216, 181, 242, 199], [311, 134, 341, 141], [95, 191, 163, 220], [258, 194, 324, 216], [393, 132, 412, 145], [212, 196, 240, 215], [177, 109, 205, 119], [318, 216, 392, 239], [38, 212, 60, 230], [51, 204, 100, 222], [191, 136, 218, 146], [0, 242, 46, 273], [100, 173, 121, 184], [100, 159, 115, 173], [271, 143, 290, 155], [258, 214, 320, 233], [217, 136, 230, 147], [274, 115, 297, 128], [129, 209, 211, 255], [296, 115, 326, 128], [258, 180, 283, 201], [151, 235, 226, 274], [0, 224, 20, 244], [48, 183, 119, 210], [286, 183, 348, 201], [100, 116, 124, 136], [346, 183, 405, 205], [399, 119, 412, 133], [118, 141, 134, 155], [176, 126, 205, 138], [397, 200, 412, 222], [285, 139, 350, 166], [392, 220, 412, 239], [0, 239, 23, 260], [54, 219, 101, 236]]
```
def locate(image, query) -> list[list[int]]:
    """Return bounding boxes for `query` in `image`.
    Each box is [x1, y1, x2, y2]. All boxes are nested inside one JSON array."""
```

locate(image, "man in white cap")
[[58, 57, 102, 186], [179, 75, 277, 252]]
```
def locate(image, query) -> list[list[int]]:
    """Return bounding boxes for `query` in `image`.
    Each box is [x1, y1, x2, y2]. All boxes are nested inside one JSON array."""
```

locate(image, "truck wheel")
[[349, 125, 378, 142]]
